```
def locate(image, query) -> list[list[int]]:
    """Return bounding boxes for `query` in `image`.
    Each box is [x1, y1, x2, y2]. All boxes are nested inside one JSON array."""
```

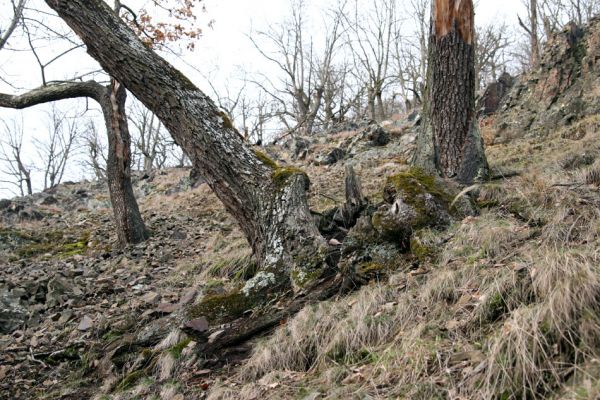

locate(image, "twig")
[[28, 347, 48, 368]]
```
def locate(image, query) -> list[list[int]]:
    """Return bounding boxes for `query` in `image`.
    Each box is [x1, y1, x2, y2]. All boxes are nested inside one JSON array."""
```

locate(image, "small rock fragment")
[[185, 316, 209, 333], [78, 315, 93, 331]]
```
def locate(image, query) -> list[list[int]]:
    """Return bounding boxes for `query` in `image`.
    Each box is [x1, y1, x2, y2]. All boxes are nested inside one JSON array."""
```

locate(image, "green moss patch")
[[187, 289, 261, 324], [254, 150, 279, 169], [384, 167, 453, 208], [15, 230, 90, 259], [168, 338, 192, 359], [272, 166, 307, 188]]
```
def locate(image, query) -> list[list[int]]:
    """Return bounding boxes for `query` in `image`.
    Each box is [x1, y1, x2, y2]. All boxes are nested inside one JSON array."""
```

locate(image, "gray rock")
[[367, 126, 390, 146], [0, 289, 28, 334], [78, 315, 93, 331], [319, 148, 346, 165]]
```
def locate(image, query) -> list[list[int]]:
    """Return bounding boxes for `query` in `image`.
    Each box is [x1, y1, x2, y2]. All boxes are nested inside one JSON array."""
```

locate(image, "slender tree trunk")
[[530, 0, 540, 67], [413, 0, 489, 184], [0, 80, 149, 246], [104, 79, 149, 245], [44, 0, 329, 290], [376, 90, 385, 121], [367, 87, 376, 121]]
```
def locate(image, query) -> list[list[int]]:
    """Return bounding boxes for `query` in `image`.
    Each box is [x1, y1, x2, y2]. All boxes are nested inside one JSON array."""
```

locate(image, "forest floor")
[[2, 18, 600, 400], [1, 113, 600, 399]]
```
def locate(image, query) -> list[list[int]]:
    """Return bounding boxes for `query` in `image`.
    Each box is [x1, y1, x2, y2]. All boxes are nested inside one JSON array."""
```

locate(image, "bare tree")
[[393, 0, 429, 110], [0, 0, 27, 51], [44, 0, 332, 291], [128, 100, 168, 173], [0, 117, 32, 196], [476, 21, 513, 89], [343, 0, 400, 121], [519, 0, 541, 68], [34, 104, 79, 190], [250, 0, 345, 135], [0, 1, 151, 245], [82, 119, 106, 180]]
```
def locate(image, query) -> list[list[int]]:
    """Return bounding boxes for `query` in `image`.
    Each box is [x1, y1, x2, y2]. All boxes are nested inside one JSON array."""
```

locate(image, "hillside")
[[2, 19, 600, 400]]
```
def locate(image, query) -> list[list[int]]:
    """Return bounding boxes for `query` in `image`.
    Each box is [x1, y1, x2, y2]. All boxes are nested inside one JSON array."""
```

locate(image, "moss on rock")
[[372, 168, 454, 242], [187, 289, 261, 324], [410, 229, 441, 263], [384, 167, 453, 211], [14, 230, 90, 259]]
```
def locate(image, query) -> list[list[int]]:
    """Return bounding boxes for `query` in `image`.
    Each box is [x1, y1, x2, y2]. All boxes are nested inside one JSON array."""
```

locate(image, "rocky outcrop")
[[478, 72, 514, 116], [491, 17, 600, 143]]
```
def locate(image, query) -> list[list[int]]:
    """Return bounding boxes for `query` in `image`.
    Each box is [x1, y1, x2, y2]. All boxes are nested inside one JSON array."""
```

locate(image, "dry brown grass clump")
[[482, 248, 600, 399]]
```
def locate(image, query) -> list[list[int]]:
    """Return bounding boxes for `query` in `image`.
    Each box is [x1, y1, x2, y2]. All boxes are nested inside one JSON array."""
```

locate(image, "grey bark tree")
[[0, 81, 149, 245], [413, 0, 489, 183], [519, 0, 541, 67], [43, 0, 330, 290], [0, 0, 149, 246]]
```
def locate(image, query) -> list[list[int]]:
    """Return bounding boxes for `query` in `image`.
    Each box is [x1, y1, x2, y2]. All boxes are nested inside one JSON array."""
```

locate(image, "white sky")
[[0, 0, 525, 198]]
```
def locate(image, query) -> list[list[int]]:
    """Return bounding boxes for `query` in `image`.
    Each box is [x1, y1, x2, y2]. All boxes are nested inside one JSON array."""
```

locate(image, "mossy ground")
[[14, 230, 90, 259], [187, 289, 263, 324]]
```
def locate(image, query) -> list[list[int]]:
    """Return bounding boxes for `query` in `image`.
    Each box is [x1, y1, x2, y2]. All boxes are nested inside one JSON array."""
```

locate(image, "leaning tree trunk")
[[412, 0, 489, 184], [0, 80, 149, 246], [44, 0, 329, 291]]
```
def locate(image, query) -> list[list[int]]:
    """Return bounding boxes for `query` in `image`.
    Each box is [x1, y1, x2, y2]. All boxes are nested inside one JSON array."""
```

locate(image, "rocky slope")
[[1, 18, 600, 400]]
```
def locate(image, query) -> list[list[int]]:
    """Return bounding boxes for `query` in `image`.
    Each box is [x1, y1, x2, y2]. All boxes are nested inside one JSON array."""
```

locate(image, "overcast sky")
[[0, 0, 525, 198]]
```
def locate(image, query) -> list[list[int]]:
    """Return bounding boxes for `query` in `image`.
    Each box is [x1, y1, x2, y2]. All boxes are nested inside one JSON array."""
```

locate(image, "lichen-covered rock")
[[371, 168, 454, 244], [338, 168, 476, 285]]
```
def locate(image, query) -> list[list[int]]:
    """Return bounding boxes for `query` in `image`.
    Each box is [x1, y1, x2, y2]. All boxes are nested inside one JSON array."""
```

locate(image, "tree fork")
[[44, 0, 329, 289], [413, 0, 489, 184]]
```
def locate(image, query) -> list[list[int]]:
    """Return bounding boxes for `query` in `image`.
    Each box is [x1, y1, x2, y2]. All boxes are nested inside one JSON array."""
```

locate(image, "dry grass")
[[206, 127, 600, 399]]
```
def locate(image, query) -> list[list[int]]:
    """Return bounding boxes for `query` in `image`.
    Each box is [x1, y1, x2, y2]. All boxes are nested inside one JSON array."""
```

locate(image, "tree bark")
[[0, 80, 149, 245], [43, 0, 329, 289], [413, 0, 489, 184], [530, 0, 540, 67], [105, 79, 149, 245]]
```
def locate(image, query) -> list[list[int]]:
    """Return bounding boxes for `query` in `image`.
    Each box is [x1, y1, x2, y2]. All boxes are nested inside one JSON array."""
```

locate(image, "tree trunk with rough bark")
[[413, 0, 489, 184], [44, 0, 329, 290], [105, 79, 149, 245], [0, 80, 149, 245]]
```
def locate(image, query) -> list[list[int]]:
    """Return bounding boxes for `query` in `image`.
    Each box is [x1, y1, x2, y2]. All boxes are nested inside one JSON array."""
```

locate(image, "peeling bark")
[[413, 0, 489, 184], [43, 0, 328, 288]]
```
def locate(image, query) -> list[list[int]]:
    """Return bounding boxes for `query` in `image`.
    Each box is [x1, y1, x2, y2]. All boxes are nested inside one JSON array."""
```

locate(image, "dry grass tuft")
[[441, 212, 531, 265], [482, 248, 600, 399], [580, 160, 600, 186]]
